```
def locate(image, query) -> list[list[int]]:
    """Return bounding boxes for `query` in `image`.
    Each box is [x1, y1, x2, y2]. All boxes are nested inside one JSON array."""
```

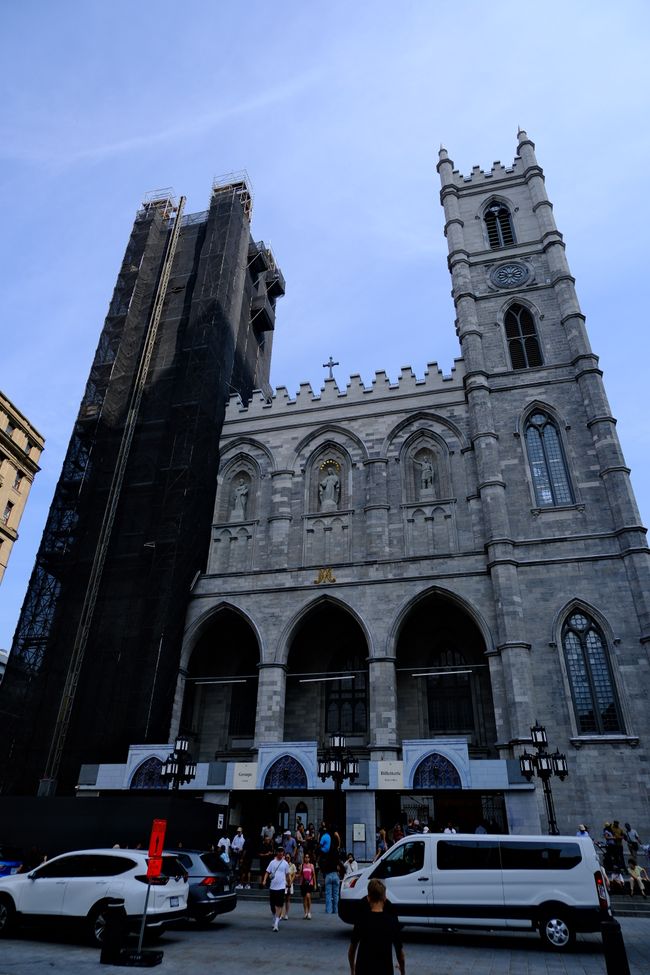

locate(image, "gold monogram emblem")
[[314, 567, 336, 584]]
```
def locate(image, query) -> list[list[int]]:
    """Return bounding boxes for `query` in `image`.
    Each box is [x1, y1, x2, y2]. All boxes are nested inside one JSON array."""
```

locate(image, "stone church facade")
[[86, 133, 649, 858]]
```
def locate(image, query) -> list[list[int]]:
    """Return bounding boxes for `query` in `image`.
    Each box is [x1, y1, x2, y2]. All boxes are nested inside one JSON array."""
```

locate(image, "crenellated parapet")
[[225, 359, 465, 417]]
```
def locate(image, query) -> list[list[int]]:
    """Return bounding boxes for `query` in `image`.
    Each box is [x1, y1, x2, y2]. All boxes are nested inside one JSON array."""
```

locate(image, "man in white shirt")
[[231, 827, 245, 886], [264, 848, 291, 931]]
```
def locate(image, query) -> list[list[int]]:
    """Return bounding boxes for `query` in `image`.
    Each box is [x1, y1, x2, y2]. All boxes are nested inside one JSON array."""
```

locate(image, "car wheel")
[[0, 896, 16, 937], [539, 911, 575, 950], [88, 904, 110, 947]]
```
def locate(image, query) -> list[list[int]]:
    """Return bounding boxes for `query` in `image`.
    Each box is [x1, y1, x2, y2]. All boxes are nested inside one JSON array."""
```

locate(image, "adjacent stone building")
[[0, 391, 44, 586]]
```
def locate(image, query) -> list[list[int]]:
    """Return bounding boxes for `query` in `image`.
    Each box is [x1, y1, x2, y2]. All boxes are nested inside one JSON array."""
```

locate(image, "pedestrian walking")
[[348, 879, 405, 975], [281, 852, 297, 920], [299, 853, 317, 918], [263, 848, 291, 932]]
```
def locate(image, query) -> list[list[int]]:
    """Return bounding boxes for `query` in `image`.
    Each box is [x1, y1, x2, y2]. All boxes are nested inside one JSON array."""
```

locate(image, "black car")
[[165, 850, 237, 924]]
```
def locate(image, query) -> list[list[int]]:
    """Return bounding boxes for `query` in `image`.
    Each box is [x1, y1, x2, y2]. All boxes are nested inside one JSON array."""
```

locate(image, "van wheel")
[[0, 896, 16, 937], [539, 912, 575, 950]]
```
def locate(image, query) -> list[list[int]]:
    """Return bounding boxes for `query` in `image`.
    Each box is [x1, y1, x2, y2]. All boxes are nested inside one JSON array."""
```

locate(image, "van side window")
[[437, 840, 500, 870], [372, 841, 425, 878], [499, 841, 582, 870]]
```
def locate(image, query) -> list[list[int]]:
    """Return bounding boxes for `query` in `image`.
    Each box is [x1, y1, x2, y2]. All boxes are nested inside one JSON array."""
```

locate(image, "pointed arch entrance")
[[374, 592, 505, 834], [181, 607, 260, 761], [395, 593, 497, 755], [284, 601, 370, 745]]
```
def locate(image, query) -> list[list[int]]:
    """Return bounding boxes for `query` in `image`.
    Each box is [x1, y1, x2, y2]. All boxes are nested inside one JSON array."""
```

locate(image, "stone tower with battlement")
[[80, 135, 649, 853]]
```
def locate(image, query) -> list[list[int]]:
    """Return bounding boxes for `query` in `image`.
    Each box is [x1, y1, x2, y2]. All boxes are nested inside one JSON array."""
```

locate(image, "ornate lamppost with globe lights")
[[160, 735, 197, 791], [317, 733, 360, 790], [318, 733, 359, 838], [519, 721, 568, 835]]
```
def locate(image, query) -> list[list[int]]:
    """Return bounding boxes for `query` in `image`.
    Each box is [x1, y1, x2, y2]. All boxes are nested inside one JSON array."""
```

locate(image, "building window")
[[24, 439, 34, 456], [562, 612, 622, 734], [325, 654, 367, 735], [525, 412, 573, 507], [504, 304, 542, 369], [13, 470, 24, 492], [4, 421, 16, 438], [426, 648, 475, 734], [2, 501, 14, 526], [484, 202, 515, 248]]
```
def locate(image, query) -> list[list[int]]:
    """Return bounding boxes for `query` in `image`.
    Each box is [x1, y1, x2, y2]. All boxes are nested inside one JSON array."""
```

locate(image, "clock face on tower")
[[490, 261, 530, 289]]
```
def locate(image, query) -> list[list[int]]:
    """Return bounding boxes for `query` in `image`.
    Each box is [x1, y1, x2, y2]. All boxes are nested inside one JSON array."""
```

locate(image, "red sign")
[[148, 819, 167, 858], [147, 856, 163, 879]]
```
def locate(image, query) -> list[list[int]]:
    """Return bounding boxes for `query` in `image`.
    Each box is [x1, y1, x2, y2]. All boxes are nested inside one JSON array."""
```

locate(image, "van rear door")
[[433, 838, 506, 928], [370, 839, 432, 923]]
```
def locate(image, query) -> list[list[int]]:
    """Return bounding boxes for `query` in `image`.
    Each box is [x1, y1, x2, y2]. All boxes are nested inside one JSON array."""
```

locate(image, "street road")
[[1, 901, 648, 974]]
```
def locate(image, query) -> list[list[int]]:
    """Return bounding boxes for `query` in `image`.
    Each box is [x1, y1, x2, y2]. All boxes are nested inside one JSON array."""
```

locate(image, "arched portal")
[[181, 608, 260, 761], [413, 753, 462, 789], [264, 756, 308, 790], [284, 602, 369, 745], [395, 593, 497, 755]]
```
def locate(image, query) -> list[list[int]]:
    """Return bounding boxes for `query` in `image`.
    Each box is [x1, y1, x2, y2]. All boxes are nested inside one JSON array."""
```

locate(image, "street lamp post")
[[160, 735, 197, 791], [318, 733, 360, 790], [519, 721, 568, 835], [318, 733, 359, 838]]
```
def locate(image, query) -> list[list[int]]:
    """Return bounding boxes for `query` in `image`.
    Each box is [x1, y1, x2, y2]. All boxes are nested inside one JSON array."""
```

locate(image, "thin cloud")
[[0, 69, 322, 167]]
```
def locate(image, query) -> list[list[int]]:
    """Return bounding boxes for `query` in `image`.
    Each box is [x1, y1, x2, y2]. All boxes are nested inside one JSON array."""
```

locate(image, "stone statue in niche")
[[413, 451, 436, 499], [318, 464, 340, 512], [230, 476, 249, 521]]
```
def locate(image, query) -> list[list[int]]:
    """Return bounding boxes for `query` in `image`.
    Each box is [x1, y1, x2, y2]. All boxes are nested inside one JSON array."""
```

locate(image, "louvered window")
[[505, 304, 542, 369], [525, 412, 573, 507], [562, 612, 622, 734], [485, 203, 515, 248]]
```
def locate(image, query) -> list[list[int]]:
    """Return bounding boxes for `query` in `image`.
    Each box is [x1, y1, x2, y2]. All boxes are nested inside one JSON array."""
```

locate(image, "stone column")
[[268, 469, 293, 568], [368, 656, 399, 755], [254, 663, 286, 745], [363, 458, 390, 559]]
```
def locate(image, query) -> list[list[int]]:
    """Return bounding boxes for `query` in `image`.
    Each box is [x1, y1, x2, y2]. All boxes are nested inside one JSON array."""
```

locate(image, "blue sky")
[[1, 0, 649, 648]]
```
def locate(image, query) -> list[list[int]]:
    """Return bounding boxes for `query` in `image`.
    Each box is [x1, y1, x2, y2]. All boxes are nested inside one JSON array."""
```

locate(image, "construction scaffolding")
[[0, 177, 284, 796]]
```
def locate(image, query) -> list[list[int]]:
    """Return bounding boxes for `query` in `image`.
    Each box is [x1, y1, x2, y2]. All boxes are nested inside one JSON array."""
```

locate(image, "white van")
[[339, 834, 610, 950]]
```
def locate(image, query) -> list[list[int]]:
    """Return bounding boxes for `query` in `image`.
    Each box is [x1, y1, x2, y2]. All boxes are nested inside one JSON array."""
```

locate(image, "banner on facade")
[[377, 761, 403, 789], [232, 762, 258, 789]]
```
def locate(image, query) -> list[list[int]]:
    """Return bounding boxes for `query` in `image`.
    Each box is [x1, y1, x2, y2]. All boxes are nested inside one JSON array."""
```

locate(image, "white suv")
[[0, 848, 188, 945]]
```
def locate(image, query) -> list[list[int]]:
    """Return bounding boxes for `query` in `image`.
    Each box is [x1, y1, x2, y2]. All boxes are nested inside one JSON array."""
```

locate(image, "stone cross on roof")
[[323, 356, 339, 381]]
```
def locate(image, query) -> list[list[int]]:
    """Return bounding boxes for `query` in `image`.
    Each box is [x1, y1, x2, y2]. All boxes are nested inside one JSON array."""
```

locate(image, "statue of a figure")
[[414, 454, 435, 495], [231, 477, 249, 521], [318, 466, 340, 511]]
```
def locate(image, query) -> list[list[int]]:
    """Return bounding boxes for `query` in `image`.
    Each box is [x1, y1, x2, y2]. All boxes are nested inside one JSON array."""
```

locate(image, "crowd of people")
[[214, 818, 356, 926], [576, 819, 648, 896]]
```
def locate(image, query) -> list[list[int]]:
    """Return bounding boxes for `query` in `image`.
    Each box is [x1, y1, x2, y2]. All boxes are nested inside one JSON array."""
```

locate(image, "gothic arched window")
[[525, 412, 573, 507], [485, 202, 515, 248], [426, 648, 475, 734], [505, 304, 542, 369], [562, 612, 623, 734], [325, 653, 367, 735]]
